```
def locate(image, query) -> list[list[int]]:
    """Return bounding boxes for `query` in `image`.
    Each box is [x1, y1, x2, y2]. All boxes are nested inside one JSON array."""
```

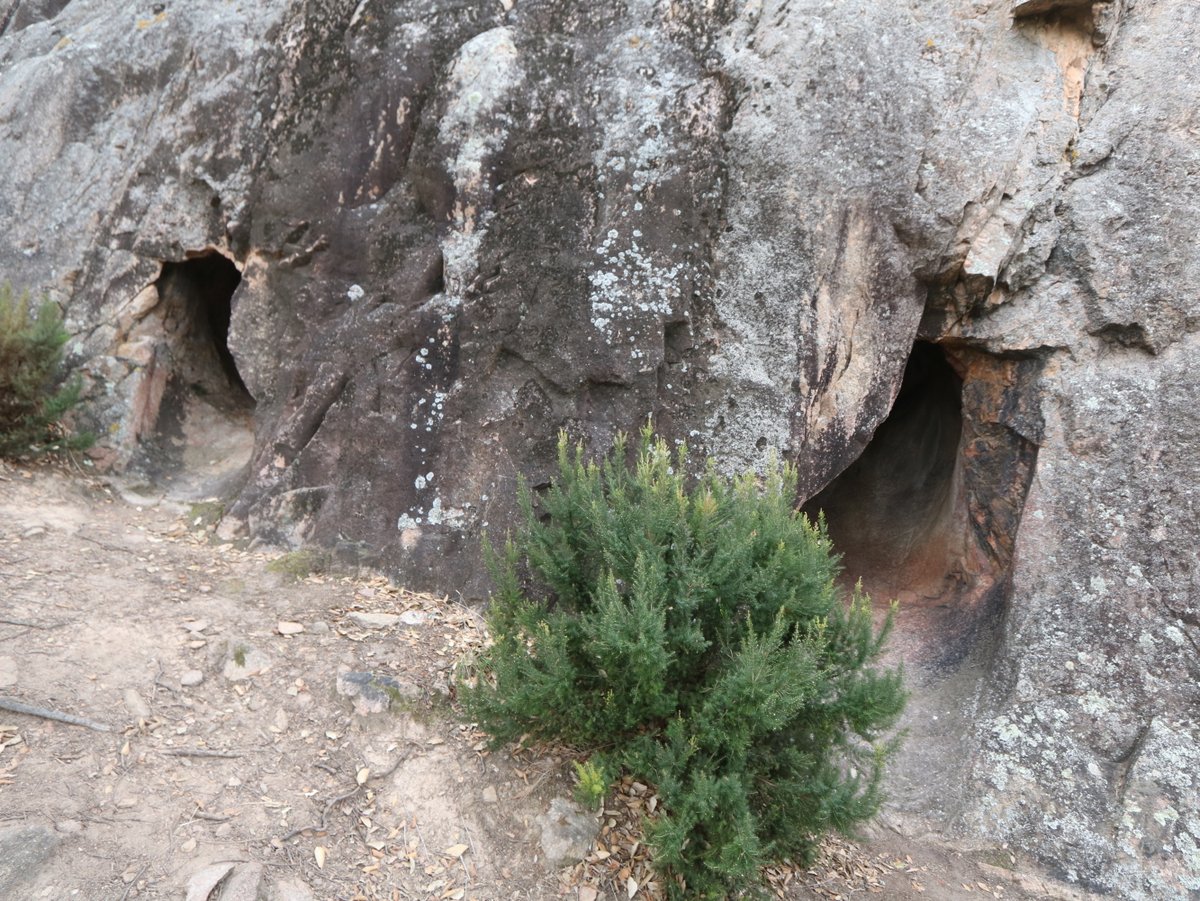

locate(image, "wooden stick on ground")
[[160, 748, 243, 759], [0, 697, 111, 732]]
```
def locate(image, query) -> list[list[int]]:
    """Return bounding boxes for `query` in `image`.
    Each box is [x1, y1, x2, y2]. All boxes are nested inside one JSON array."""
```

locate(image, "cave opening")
[[129, 250, 256, 501], [804, 341, 965, 611], [156, 252, 254, 410]]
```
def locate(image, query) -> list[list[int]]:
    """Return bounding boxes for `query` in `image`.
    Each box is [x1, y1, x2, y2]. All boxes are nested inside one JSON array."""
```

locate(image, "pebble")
[[21, 526, 46, 539], [180, 837, 197, 853], [309, 621, 331, 634], [277, 621, 305, 635], [222, 641, 270, 681], [536, 798, 599, 867], [335, 671, 418, 715], [183, 620, 209, 634], [54, 820, 83, 835], [180, 670, 205, 687], [482, 786, 498, 804], [400, 610, 428, 626], [123, 689, 151, 719], [347, 612, 400, 629]]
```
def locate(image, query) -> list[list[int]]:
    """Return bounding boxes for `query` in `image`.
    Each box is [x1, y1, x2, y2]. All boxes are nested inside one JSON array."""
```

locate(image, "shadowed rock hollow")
[[1, 0, 1198, 897]]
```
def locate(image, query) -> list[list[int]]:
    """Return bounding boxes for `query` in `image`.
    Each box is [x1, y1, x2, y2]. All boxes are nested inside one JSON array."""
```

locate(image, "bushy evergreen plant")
[[463, 428, 906, 899], [0, 282, 91, 458]]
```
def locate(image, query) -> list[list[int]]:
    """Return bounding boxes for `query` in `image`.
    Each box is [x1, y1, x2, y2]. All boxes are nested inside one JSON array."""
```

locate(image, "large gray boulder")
[[1, 0, 1197, 896]]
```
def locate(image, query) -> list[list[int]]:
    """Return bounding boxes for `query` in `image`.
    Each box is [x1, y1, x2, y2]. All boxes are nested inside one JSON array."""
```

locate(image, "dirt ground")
[[0, 459, 1098, 901]]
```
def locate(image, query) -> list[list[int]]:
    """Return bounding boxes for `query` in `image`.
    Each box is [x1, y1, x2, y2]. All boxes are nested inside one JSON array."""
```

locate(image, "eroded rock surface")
[[1, 0, 1197, 896]]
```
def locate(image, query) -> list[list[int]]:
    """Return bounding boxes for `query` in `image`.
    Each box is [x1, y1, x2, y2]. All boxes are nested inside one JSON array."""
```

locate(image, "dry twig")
[[278, 748, 413, 842], [0, 696, 110, 732], [160, 748, 242, 759]]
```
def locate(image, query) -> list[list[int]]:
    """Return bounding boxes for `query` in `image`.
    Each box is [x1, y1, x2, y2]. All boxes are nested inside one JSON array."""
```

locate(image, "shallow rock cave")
[[155, 252, 253, 412], [131, 251, 256, 498], [804, 341, 1039, 666]]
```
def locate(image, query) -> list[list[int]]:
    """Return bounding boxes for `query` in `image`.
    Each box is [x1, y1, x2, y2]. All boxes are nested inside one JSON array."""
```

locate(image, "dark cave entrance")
[[804, 341, 965, 611], [155, 253, 254, 410], [803, 340, 1042, 665], [131, 250, 256, 500]]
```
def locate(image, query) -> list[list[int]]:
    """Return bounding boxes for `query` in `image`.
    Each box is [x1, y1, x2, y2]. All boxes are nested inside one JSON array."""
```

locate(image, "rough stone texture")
[[536, 798, 599, 868], [335, 670, 418, 715], [2, 0, 1199, 896], [0, 825, 59, 896], [346, 611, 400, 629], [219, 639, 270, 681]]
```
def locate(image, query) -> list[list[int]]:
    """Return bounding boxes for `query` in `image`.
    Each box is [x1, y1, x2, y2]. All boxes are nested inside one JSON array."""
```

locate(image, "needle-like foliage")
[[0, 283, 92, 458], [463, 427, 906, 899]]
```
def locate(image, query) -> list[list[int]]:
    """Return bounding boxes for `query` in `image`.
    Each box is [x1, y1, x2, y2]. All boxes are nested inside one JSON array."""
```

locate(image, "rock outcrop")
[[1, 0, 1197, 896]]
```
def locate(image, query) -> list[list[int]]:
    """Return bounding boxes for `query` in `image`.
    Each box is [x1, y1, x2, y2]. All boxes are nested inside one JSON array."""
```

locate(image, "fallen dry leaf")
[[315, 846, 327, 868]]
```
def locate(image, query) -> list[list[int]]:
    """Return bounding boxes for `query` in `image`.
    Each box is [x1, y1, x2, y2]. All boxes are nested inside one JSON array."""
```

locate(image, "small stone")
[[123, 689, 151, 719], [271, 709, 289, 733], [219, 863, 264, 901], [185, 863, 234, 901], [215, 823, 233, 839], [54, 820, 83, 835], [579, 888, 599, 901], [482, 786, 498, 804], [536, 798, 599, 868], [180, 670, 205, 687], [117, 797, 139, 809], [347, 612, 400, 629], [399, 610, 428, 626], [222, 641, 270, 681], [21, 526, 45, 538], [277, 621, 305, 635], [335, 671, 418, 715], [309, 621, 331, 634], [183, 620, 209, 634], [180, 837, 197, 853]]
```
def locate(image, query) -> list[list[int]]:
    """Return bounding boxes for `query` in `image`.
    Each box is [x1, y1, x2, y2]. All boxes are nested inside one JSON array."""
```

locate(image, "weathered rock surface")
[[536, 798, 599, 868], [336, 670, 418, 715], [0, 825, 59, 896], [2, 0, 1198, 896]]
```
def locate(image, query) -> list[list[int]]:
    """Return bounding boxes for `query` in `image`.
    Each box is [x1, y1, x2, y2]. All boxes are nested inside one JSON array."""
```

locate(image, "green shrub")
[[573, 758, 609, 811], [462, 428, 906, 899], [266, 547, 331, 580], [0, 283, 91, 458]]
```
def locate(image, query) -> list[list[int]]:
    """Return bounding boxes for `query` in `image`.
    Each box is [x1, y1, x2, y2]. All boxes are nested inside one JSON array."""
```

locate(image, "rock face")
[[1, 0, 1197, 896]]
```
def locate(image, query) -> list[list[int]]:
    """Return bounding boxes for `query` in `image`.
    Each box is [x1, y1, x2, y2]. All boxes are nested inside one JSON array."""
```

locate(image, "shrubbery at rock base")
[[0, 283, 91, 459], [463, 428, 906, 899]]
